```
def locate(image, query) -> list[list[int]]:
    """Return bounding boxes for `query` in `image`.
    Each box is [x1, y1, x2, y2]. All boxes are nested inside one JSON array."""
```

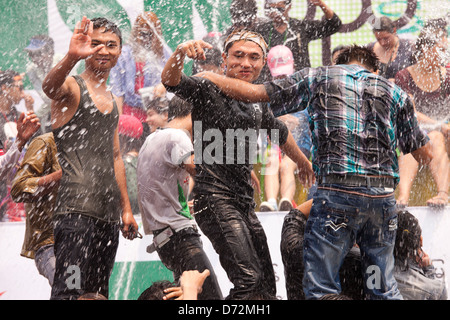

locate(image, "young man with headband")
[[162, 29, 314, 299]]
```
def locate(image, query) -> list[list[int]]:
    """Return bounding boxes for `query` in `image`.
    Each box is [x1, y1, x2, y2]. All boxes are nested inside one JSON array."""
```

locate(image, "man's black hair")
[[90, 17, 122, 47], [192, 46, 223, 73], [371, 16, 397, 34], [394, 210, 422, 270], [143, 96, 169, 114], [168, 95, 193, 120], [331, 44, 349, 56], [334, 44, 380, 72], [137, 280, 177, 300]]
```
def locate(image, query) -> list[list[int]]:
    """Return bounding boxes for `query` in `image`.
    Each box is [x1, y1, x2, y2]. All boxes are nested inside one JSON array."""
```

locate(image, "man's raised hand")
[[68, 16, 104, 61], [176, 40, 213, 61]]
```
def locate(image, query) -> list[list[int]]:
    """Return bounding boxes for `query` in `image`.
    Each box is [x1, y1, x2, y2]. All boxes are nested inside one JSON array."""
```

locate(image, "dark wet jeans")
[[51, 213, 119, 300], [194, 195, 276, 300], [303, 185, 403, 300], [156, 227, 223, 300]]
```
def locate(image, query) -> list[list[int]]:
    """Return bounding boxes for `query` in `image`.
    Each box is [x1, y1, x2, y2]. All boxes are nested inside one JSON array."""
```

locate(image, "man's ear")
[[221, 52, 228, 73]]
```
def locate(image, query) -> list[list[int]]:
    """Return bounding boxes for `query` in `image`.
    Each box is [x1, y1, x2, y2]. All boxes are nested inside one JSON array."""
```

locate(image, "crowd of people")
[[0, 0, 448, 301]]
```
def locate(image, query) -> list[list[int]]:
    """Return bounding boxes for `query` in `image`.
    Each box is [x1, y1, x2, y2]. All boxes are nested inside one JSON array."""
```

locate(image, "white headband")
[[224, 31, 268, 57]]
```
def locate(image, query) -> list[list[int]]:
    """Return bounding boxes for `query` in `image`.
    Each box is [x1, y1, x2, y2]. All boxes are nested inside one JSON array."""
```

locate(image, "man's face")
[[86, 28, 121, 72], [146, 108, 168, 133], [265, 1, 290, 24], [222, 40, 266, 83]]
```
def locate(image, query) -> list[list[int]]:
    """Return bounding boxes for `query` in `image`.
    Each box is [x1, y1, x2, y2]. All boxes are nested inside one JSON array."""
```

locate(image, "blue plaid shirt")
[[264, 64, 429, 184]]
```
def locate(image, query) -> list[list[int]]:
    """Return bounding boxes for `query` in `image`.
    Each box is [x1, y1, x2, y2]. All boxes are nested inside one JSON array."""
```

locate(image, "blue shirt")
[[264, 64, 429, 184], [109, 44, 172, 108]]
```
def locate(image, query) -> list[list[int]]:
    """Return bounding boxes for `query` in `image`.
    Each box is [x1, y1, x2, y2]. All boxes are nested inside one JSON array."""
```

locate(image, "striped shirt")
[[264, 64, 429, 184]]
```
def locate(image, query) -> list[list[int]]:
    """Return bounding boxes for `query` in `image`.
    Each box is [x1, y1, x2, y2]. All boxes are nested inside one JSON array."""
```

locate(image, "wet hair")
[[371, 16, 397, 34], [319, 293, 352, 300], [168, 96, 193, 120], [334, 44, 380, 72], [90, 17, 122, 47], [413, 18, 448, 63], [77, 292, 108, 300], [137, 280, 177, 300], [143, 96, 169, 114], [331, 44, 349, 57], [394, 210, 422, 270], [192, 46, 223, 73]]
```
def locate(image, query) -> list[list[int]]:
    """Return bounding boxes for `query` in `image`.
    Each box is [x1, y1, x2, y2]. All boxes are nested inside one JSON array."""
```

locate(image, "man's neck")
[[81, 69, 110, 90]]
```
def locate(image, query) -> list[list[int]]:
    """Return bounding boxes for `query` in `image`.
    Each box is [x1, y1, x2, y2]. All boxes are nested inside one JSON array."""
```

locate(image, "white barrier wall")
[[1, 207, 448, 300]]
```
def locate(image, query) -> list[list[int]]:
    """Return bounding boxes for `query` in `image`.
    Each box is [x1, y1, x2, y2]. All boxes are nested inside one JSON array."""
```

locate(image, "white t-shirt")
[[0, 140, 21, 181], [137, 128, 194, 235]]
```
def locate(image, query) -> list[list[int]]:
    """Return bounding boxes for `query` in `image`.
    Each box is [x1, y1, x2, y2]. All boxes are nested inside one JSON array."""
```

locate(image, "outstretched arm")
[[161, 40, 213, 87], [311, 0, 335, 20], [195, 71, 269, 103]]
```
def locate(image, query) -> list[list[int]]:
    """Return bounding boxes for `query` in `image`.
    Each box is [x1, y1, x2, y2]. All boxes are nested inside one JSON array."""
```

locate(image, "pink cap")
[[118, 115, 143, 139], [267, 45, 294, 77]]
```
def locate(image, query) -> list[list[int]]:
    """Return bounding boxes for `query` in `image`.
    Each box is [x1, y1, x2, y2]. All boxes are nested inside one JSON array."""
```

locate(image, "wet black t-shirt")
[[166, 74, 289, 205]]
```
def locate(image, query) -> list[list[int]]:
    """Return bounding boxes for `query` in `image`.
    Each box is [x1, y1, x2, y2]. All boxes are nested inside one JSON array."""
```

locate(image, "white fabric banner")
[[0, 207, 448, 300]]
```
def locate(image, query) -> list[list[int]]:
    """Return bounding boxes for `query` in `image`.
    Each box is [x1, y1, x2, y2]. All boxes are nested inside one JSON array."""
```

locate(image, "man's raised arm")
[[42, 16, 104, 101], [162, 40, 213, 87]]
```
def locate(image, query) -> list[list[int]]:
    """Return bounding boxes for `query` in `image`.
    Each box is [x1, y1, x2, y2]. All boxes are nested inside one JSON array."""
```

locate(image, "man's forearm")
[[162, 47, 186, 87], [42, 54, 79, 99], [114, 155, 133, 214], [317, 0, 335, 20], [196, 72, 269, 103], [280, 131, 311, 170]]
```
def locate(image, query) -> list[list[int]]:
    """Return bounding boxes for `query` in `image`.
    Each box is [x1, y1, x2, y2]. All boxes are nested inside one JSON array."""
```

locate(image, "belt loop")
[[366, 176, 371, 188]]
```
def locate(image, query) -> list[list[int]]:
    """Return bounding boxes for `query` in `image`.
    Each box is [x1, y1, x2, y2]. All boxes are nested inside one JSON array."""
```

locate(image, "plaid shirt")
[[264, 64, 429, 184]]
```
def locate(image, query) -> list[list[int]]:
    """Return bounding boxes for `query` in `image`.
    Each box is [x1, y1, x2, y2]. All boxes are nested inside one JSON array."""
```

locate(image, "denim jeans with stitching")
[[303, 185, 403, 300], [35, 244, 56, 287]]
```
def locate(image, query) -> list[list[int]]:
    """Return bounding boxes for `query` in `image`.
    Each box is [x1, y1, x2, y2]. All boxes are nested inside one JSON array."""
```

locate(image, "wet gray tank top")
[[53, 75, 121, 222]]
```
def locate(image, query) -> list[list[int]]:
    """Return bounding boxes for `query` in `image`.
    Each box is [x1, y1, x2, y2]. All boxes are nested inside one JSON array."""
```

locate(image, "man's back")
[[265, 64, 429, 182]]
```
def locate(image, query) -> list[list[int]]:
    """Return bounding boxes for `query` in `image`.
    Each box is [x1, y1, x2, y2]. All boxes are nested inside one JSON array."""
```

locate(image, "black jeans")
[[51, 213, 119, 300], [280, 209, 364, 300], [194, 195, 276, 300], [280, 209, 307, 300], [156, 227, 223, 300]]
